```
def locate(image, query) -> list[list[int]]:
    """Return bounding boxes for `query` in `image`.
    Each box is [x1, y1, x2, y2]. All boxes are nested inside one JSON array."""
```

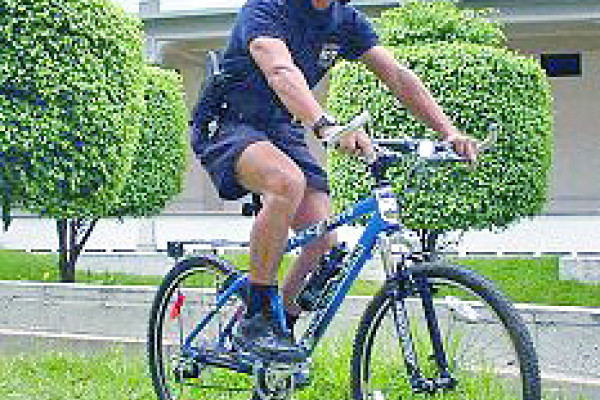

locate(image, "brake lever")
[[435, 123, 499, 163], [478, 123, 498, 153]]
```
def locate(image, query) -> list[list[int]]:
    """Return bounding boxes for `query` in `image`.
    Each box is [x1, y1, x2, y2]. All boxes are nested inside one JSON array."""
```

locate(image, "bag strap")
[[206, 49, 224, 78]]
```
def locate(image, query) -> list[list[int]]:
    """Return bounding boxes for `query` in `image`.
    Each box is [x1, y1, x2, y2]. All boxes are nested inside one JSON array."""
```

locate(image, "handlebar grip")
[[323, 111, 370, 147]]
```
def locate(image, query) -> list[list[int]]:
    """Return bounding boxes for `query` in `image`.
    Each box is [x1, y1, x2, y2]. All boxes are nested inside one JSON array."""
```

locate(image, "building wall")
[[509, 36, 600, 214], [548, 50, 600, 214]]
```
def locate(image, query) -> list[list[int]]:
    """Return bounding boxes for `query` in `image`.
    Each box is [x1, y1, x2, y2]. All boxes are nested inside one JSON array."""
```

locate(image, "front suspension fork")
[[389, 270, 456, 393]]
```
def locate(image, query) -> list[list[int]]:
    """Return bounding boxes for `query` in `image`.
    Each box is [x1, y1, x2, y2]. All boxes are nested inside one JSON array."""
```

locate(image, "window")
[[540, 53, 581, 77]]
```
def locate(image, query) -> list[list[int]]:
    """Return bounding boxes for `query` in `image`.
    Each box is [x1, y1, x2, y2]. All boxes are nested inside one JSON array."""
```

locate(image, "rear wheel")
[[352, 262, 540, 400], [148, 255, 254, 400]]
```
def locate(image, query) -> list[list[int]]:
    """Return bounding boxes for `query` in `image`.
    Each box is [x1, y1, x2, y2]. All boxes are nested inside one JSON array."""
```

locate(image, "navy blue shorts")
[[193, 118, 330, 201]]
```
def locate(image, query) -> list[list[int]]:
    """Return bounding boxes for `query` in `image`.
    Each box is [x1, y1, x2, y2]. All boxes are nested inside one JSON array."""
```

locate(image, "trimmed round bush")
[[112, 66, 188, 217], [327, 2, 553, 231], [0, 0, 144, 217], [376, 1, 505, 48]]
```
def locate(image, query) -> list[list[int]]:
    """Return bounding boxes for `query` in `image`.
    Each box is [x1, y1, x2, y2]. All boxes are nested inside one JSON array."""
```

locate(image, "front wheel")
[[352, 262, 540, 400]]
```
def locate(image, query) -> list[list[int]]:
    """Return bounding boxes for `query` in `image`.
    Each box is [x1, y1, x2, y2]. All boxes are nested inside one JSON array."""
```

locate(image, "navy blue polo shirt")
[[221, 0, 379, 124]]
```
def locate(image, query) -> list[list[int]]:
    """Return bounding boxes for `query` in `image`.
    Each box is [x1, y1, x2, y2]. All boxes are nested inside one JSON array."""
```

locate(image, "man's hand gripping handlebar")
[[321, 111, 498, 164]]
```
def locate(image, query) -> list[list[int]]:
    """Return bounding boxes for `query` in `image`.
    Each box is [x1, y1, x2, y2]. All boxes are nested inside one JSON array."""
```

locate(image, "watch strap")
[[312, 114, 338, 138]]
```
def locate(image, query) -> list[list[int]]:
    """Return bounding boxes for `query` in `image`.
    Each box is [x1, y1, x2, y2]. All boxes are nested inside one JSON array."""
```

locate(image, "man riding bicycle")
[[191, 0, 479, 364]]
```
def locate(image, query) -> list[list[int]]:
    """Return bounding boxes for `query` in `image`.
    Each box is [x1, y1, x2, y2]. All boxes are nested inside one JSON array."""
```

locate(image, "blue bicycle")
[[148, 113, 540, 400]]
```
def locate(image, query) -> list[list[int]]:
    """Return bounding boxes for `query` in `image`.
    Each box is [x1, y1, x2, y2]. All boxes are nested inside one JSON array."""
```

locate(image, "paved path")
[[1, 214, 600, 255]]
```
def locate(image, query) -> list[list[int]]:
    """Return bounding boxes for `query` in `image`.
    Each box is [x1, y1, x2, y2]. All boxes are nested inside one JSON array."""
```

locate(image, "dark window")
[[540, 53, 581, 77]]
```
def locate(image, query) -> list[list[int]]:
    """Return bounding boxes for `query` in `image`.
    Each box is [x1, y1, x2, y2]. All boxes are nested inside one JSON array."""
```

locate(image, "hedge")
[[327, 2, 553, 231], [375, 1, 505, 48], [111, 66, 188, 217], [0, 0, 145, 218]]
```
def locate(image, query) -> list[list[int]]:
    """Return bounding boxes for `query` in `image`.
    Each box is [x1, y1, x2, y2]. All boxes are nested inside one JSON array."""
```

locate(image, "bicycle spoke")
[[149, 257, 251, 400]]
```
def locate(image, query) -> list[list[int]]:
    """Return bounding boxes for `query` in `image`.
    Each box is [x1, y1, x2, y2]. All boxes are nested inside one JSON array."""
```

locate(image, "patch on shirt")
[[319, 42, 341, 69]]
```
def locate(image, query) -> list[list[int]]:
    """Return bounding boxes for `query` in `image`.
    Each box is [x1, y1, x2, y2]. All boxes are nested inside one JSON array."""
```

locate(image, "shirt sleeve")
[[240, 0, 288, 47], [338, 8, 379, 61]]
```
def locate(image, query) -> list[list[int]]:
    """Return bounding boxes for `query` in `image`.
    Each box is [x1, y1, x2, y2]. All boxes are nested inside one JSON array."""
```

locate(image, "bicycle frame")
[[185, 190, 395, 350], [287, 190, 400, 351], [157, 119, 503, 397], [183, 182, 453, 389]]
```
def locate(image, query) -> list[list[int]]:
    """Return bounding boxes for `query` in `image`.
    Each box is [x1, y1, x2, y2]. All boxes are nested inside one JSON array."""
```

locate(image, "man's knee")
[[263, 168, 306, 206]]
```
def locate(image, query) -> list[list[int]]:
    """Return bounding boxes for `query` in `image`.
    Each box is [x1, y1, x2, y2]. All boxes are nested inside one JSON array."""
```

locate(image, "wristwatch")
[[312, 113, 338, 138]]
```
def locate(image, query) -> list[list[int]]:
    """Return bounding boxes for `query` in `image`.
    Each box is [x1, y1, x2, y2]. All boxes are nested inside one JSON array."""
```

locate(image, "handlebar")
[[322, 111, 498, 165]]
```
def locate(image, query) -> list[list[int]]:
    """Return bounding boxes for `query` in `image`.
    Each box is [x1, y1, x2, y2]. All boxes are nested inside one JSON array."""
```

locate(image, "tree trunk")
[[56, 218, 99, 283], [420, 229, 441, 261]]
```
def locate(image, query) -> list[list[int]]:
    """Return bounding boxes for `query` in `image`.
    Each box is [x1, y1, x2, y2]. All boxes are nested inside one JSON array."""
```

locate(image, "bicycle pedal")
[[173, 361, 200, 381]]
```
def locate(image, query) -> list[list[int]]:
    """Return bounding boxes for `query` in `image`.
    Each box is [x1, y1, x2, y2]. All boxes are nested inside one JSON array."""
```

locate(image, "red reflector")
[[170, 293, 186, 320]]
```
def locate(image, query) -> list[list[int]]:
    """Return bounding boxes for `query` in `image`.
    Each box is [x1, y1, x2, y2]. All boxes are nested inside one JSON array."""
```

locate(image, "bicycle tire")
[[148, 254, 253, 400], [352, 262, 540, 400]]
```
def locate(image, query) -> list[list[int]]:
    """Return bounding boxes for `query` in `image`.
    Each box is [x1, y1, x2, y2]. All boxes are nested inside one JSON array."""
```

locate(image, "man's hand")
[[445, 131, 479, 162], [323, 127, 373, 159]]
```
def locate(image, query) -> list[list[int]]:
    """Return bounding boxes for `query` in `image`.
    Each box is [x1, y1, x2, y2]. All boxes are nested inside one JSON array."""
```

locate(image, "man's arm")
[[360, 45, 461, 140], [249, 37, 325, 135], [361, 45, 478, 160], [249, 36, 371, 156]]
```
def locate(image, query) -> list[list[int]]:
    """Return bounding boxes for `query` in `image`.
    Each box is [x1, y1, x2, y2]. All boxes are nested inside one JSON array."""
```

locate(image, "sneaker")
[[233, 313, 306, 364]]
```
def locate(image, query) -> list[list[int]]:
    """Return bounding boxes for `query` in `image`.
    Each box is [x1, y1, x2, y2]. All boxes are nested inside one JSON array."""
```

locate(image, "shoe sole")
[[232, 335, 306, 364]]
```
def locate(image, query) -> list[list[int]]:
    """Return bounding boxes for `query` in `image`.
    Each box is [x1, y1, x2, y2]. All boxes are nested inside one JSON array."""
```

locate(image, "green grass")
[[456, 257, 600, 307], [0, 250, 598, 307], [0, 249, 163, 286], [0, 250, 59, 282], [0, 337, 587, 400], [0, 348, 154, 400], [0, 250, 383, 295]]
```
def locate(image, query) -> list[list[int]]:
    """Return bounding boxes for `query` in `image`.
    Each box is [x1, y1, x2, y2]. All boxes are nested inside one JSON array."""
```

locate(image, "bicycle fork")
[[388, 270, 457, 394], [378, 238, 455, 394]]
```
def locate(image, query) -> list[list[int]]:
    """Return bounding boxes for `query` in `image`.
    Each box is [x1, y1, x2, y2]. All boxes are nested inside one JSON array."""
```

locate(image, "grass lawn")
[[0, 348, 154, 400], [0, 337, 582, 400], [0, 249, 163, 286], [0, 249, 597, 307], [457, 257, 600, 307], [0, 339, 358, 400], [0, 249, 382, 295]]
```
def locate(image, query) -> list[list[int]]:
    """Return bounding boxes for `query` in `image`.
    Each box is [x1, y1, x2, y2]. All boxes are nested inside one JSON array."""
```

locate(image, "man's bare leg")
[[282, 188, 335, 317], [235, 141, 307, 285], [233, 140, 307, 363]]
